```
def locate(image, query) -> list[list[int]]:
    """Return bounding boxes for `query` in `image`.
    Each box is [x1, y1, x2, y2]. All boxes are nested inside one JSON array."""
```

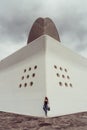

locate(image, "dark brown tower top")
[[27, 17, 60, 44]]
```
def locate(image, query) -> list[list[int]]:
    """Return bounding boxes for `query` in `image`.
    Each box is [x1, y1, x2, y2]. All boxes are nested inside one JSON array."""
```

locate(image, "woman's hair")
[[45, 97, 48, 100]]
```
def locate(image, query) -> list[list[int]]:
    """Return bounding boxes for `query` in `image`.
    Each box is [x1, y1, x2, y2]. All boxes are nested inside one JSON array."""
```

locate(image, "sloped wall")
[[45, 36, 87, 117], [0, 36, 46, 117]]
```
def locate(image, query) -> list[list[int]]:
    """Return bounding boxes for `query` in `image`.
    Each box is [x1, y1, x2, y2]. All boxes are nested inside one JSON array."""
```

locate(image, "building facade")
[[0, 18, 87, 117]]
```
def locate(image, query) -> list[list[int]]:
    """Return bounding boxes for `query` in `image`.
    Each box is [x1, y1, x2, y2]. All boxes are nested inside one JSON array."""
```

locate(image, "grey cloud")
[[0, 0, 44, 43], [55, 6, 87, 54], [0, 0, 87, 59]]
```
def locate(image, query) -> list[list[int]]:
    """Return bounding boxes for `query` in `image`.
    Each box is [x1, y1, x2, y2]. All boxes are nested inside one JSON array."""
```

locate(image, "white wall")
[[0, 36, 46, 117], [0, 35, 87, 117], [45, 36, 87, 117]]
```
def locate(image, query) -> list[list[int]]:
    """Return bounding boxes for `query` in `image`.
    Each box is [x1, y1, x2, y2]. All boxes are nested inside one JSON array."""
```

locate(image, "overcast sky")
[[0, 0, 87, 60]]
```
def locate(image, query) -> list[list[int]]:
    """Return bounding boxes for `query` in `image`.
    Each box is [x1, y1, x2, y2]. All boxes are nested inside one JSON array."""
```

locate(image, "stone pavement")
[[0, 111, 87, 130]]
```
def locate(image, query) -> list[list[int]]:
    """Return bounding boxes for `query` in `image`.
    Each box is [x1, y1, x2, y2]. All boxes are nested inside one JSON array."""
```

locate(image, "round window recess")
[[70, 83, 72, 87], [62, 75, 65, 78], [67, 75, 70, 79], [59, 82, 62, 86], [56, 73, 60, 77], [19, 84, 22, 88], [27, 75, 29, 78], [32, 73, 35, 77], [65, 82, 68, 87], [34, 65, 37, 69], [54, 65, 57, 69], [24, 83, 27, 87], [30, 82, 33, 86], [24, 69, 26, 73], [21, 76, 24, 80], [29, 67, 31, 71], [64, 68, 67, 72], [60, 67, 63, 71]]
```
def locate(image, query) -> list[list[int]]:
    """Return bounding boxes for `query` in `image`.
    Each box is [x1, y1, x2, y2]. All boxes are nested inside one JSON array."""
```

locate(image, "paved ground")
[[0, 111, 87, 130]]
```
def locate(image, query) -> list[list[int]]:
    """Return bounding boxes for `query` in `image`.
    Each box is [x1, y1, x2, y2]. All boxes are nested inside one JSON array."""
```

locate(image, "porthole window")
[[65, 82, 68, 87], [67, 75, 70, 79], [19, 84, 22, 88], [27, 75, 29, 78], [30, 82, 33, 86], [59, 82, 62, 86], [34, 65, 37, 69], [60, 67, 62, 71], [64, 68, 67, 72], [62, 75, 65, 78], [56, 73, 60, 77], [32, 73, 35, 77], [21, 76, 24, 80], [54, 65, 57, 69], [29, 67, 31, 71], [24, 83, 27, 87], [24, 69, 26, 73], [70, 83, 72, 87]]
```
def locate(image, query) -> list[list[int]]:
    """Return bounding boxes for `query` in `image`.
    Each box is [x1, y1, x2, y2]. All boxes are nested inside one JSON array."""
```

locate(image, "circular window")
[[21, 76, 24, 80], [54, 65, 57, 69], [29, 67, 31, 71], [65, 82, 68, 87], [30, 82, 33, 86], [27, 75, 29, 78], [64, 68, 67, 72], [60, 67, 63, 71], [70, 83, 72, 87], [24, 69, 26, 73], [59, 82, 62, 86], [24, 83, 27, 87], [19, 84, 22, 88], [62, 75, 65, 78], [56, 73, 60, 77], [34, 65, 37, 69], [32, 73, 35, 77], [67, 75, 70, 79]]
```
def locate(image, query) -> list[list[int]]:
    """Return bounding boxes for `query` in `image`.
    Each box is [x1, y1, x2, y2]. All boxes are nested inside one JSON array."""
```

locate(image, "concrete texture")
[[0, 111, 87, 130]]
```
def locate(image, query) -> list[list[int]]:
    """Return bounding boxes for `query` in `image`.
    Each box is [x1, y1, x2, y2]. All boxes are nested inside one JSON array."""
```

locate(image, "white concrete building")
[[0, 18, 87, 117]]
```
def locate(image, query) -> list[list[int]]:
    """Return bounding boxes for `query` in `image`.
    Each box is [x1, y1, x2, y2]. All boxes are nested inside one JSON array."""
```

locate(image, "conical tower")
[[27, 17, 60, 43]]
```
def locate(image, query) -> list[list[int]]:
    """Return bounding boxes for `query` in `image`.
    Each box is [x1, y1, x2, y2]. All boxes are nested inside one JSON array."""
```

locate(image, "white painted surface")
[[45, 36, 87, 117], [0, 36, 46, 117], [0, 35, 87, 117]]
